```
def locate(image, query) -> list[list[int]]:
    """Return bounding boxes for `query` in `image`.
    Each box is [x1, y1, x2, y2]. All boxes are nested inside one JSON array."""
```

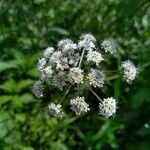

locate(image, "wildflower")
[[50, 51, 62, 64], [56, 57, 69, 70], [40, 66, 53, 79], [57, 39, 77, 53], [70, 96, 90, 115], [48, 103, 63, 118], [32, 80, 44, 98], [52, 72, 66, 90], [68, 67, 84, 84], [43, 47, 54, 58], [86, 50, 103, 65], [37, 58, 46, 71], [121, 60, 137, 82], [99, 97, 116, 118], [78, 33, 96, 51], [68, 53, 80, 66], [80, 33, 96, 42], [88, 69, 105, 88], [101, 39, 117, 54]]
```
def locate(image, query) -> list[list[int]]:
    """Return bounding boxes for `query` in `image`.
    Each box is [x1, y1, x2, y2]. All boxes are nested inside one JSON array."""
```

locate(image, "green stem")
[[77, 48, 86, 96], [60, 85, 72, 103], [89, 87, 102, 102], [103, 70, 120, 73], [78, 48, 85, 68], [106, 74, 119, 81]]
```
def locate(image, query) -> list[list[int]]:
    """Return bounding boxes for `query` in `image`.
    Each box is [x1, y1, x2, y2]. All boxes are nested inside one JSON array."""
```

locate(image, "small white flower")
[[80, 33, 96, 42], [32, 80, 44, 98], [40, 66, 53, 79], [99, 97, 116, 118], [78, 33, 96, 51], [37, 58, 46, 71], [56, 57, 69, 70], [58, 39, 77, 53], [43, 47, 54, 58], [48, 103, 63, 118], [52, 72, 66, 90], [101, 39, 117, 54], [70, 96, 90, 115], [121, 60, 137, 82], [68, 67, 84, 84], [68, 53, 80, 66], [86, 50, 103, 65], [88, 69, 105, 88], [50, 51, 62, 64]]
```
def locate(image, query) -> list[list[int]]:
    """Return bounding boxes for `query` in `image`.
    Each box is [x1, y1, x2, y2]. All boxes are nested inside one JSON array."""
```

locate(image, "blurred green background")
[[0, 0, 150, 149]]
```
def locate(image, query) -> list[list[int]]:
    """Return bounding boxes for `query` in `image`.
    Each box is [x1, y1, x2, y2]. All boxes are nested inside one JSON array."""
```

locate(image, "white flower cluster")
[[48, 103, 63, 118], [68, 67, 84, 84], [88, 69, 105, 88], [86, 50, 103, 66], [101, 39, 117, 54], [70, 97, 90, 115], [99, 97, 116, 118], [121, 60, 137, 82], [32, 80, 43, 98], [78, 33, 96, 51], [32, 33, 138, 119]]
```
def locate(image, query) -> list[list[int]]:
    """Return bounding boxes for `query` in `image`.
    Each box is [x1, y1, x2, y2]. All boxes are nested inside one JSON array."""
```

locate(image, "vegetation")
[[0, 0, 149, 149]]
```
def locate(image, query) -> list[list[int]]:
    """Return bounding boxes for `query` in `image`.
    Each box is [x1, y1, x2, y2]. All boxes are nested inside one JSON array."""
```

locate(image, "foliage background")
[[0, 0, 149, 149]]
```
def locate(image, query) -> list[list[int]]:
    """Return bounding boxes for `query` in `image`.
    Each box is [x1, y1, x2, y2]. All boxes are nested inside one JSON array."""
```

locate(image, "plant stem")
[[79, 48, 85, 68], [106, 74, 119, 81], [60, 85, 72, 103], [89, 87, 102, 102]]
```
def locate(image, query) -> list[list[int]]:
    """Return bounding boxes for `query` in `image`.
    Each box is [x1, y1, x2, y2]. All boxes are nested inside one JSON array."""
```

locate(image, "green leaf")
[[0, 61, 18, 72], [132, 87, 150, 109], [0, 79, 33, 93], [20, 94, 34, 104], [0, 96, 12, 105], [27, 69, 40, 78], [16, 80, 33, 92], [49, 27, 70, 36], [0, 79, 16, 93]]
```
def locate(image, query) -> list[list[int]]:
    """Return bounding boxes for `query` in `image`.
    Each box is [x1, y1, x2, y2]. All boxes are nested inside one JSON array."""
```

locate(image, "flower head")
[[50, 51, 62, 64], [43, 47, 54, 58], [80, 33, 96, 42], [52, 72, 66, 90], [48, 103, 63, 118], [70, 96, 90, 115], [32, 80, 44, 98], [56, 57, 69, 70], [121, 60, 137, 82], [88, 69, 105, 88], [40, 66, 53, 79], [99, 97, 116, 118], [86, 50, 103, 65], [68, 53, 80, 66], [37, 58, 46, 71], [101, 39, 117, 54], [68, 67, 84, 84], [58, 39, 77, 53], [78, 33, 96, 51]]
